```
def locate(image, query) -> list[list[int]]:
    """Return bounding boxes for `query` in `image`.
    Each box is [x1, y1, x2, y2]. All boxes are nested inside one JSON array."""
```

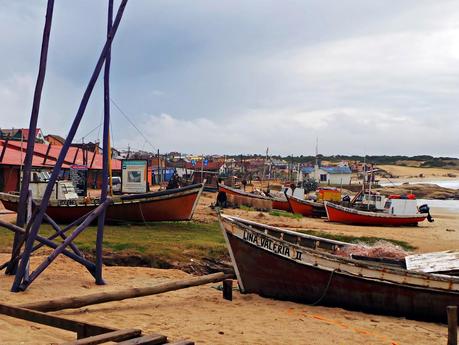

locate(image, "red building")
[[0, 140, 121, 192]]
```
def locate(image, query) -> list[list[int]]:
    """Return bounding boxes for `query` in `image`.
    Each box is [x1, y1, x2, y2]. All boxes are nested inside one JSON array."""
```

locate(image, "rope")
[[110, 97, 156, 151], [138, 201, 154, 229], [211, 285, 240, 292], [310, 269, 336, 306]]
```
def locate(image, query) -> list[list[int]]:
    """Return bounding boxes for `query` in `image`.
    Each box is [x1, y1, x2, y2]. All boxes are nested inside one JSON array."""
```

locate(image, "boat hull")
[[287, 195, 325, 217], [221, 216, 459, 322], [271, 199, 291, 212], [0, 184, 203, 223], [325, 202, 427, 226], [218, 184, 290, 211]]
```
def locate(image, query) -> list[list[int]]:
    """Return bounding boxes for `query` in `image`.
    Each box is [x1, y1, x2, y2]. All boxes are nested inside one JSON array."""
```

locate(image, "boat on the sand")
[[218, 184, 290, 211], [286, 194, 326, 217], [219, 214, 458, 322], [0, 183, 204, 223], [325, 193, 430, 226]]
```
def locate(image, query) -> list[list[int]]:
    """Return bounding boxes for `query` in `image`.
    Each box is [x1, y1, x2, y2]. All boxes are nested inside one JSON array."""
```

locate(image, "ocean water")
[[380, 180, 459, 189], [417, 199, 459, 213]]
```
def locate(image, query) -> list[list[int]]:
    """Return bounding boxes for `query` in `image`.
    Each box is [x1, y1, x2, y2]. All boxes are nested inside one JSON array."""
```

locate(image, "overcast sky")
[[1, 1, 458, 157]]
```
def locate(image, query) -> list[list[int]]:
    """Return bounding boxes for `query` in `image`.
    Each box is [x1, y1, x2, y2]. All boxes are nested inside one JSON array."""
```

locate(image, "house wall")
[[0, 166, 19, 192], [313, 167, 351, 185], [327, 173, 351, 185]]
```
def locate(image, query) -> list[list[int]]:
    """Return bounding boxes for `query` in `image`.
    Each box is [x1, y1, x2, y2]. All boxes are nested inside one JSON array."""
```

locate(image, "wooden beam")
[[116, 334, 167, 345], [167, 341, 195, 345], [0, 302, 115, 337], [61, 328, 141, 345], [20, 272, 233, 312], [43, 143, 52, 164]]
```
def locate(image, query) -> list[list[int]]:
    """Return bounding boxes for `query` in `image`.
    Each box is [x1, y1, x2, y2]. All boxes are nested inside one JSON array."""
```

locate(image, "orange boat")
[[218, 184, 291, 211], [0, 183, 204, 223], [286, 194, 326, 217]]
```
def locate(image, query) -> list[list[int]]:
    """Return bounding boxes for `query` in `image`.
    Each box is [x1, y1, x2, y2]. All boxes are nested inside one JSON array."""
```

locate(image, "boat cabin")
[[384, 194, 419, 215], [353, 191, 386, 210]]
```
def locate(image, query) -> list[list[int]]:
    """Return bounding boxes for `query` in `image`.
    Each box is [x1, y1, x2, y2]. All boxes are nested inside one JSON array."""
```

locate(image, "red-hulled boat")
[[218, 184, 291, 211], [286, 194, 326, 217], [324, 201, 428, 226], [220, 215, 459, 322], [0, 183, 204, 223]]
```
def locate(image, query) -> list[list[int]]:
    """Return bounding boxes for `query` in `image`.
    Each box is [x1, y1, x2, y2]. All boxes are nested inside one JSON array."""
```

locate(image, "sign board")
[[121, 159, 148, 194], [204, 159, 208, 166], [70, 164, 88, 197]]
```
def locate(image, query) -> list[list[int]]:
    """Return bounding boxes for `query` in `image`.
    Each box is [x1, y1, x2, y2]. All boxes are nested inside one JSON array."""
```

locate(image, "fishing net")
[[335, 240, 409, 260]]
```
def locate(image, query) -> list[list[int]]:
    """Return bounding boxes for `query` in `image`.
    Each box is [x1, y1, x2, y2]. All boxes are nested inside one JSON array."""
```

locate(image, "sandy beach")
[[0, 192, 458, 344], [0, 254, 450, 345]]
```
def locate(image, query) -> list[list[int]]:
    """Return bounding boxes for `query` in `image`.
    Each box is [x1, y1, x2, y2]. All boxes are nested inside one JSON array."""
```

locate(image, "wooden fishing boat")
[[286, 194, 326, 217], [0, 183, 204, 223], [324, 201, 428, 226], [220, 215, 459, 322], [218, 184, 290, 211]]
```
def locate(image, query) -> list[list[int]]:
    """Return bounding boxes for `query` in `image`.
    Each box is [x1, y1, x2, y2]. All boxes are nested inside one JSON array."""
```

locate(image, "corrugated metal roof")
[[0, 140, 121, 170], [301, 167, 314, 174], [320, 166, 352, 174]]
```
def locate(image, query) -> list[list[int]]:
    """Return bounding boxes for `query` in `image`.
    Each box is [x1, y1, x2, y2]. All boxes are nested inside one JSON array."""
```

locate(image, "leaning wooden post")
[[447, 306, 457, 345], [20, 272, 234, 312], [223, 279, 233, 301], [11, 0, 129, 292], [6, 0, 55, 276]]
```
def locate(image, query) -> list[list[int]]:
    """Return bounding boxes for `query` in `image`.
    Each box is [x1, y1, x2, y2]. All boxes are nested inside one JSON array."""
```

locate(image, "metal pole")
[[7, 0, 55, 275], [95, 0, 114, 286], [157, 149, 160, 185], [11, 0, 129, 292], [201, 154, 204, 183]]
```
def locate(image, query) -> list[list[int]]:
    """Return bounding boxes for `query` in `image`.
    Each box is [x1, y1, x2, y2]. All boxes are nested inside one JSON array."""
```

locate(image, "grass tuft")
[[269, 210, 302, 219]]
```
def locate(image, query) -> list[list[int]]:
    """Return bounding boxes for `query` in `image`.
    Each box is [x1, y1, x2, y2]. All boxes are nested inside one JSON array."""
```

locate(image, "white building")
[[301, 164, 352, 185]]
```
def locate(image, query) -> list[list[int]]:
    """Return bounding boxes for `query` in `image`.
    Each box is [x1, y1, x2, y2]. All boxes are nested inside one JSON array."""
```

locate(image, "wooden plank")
[[116, 334, 167, 345], [0, 302, 114, 337], [405, 250, 459, 273], [20, 272, 233, 312], [167, 341, 195, 345], [61, 328, 141, 345]]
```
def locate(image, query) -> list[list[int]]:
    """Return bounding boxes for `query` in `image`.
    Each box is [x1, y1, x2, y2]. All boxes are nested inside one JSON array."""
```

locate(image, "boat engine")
[[418, 204, 434, 222]]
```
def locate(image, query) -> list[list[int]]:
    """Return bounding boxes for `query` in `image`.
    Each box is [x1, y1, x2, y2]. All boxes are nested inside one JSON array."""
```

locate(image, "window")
[[320, 174, 327, 182]]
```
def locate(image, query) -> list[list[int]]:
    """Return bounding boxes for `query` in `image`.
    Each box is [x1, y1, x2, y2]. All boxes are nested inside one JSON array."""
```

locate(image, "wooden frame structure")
[[0, 0, 128, 292], [0, 302, 194, 344], [0, 273, 231, 343]]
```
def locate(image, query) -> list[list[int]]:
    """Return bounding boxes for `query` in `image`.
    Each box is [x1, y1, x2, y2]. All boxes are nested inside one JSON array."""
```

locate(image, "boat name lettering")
[[243, 230, 290, 257]]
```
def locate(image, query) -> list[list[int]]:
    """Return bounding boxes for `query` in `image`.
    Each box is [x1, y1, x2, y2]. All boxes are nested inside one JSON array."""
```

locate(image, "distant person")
[[216, 191, 227, 208], [166, 171, 180, 190], [242, 179, 247, 191]]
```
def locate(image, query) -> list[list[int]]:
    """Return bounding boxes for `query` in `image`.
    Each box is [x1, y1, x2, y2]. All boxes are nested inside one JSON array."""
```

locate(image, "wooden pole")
[[20, 272, 233, 312], [7, 0, 55, 276], [95, 0, 114, 287], [448, 306, 457, 345], [222, 279, 233, 301]]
